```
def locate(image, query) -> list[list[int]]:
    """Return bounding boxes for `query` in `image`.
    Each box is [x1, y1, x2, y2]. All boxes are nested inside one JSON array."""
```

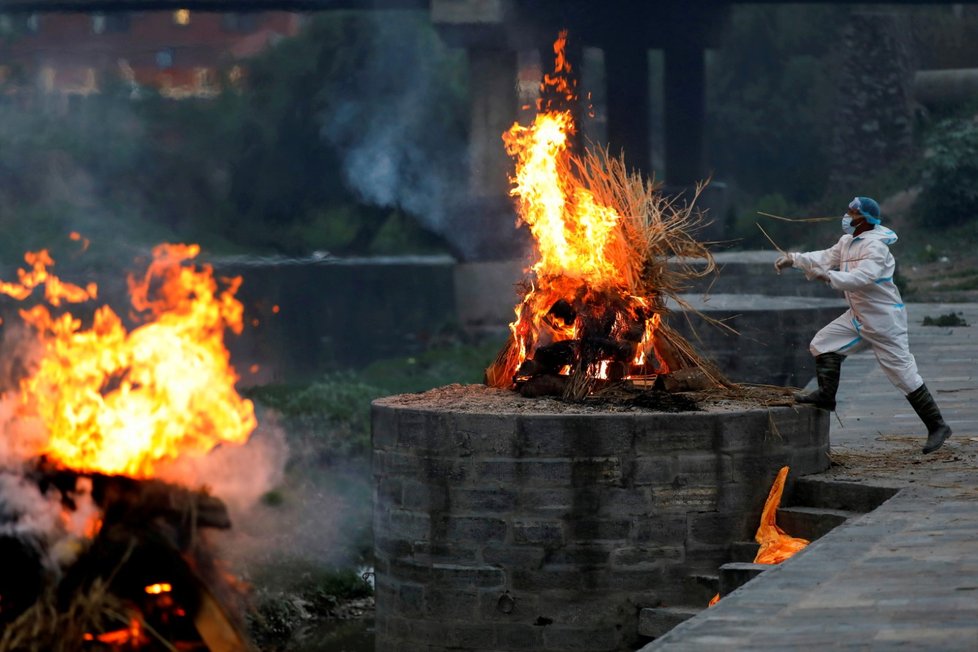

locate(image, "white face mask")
[[841, 215, 855, 235]]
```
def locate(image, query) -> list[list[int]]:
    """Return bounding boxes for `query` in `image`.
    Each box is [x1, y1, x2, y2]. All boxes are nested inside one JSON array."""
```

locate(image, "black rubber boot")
[[906, 384, 953, 454], [794, 352, 844, 411]]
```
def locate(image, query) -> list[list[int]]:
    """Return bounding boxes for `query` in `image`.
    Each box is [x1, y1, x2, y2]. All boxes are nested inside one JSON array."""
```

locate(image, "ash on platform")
[[374, 382, 797, 414]]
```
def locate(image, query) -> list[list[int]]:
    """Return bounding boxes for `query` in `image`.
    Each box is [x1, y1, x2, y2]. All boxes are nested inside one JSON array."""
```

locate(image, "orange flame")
[[84, 616, 146, 645], [145, 582, 172, 595], [1, 243, 256, 478], [492, 31, 667, 385]]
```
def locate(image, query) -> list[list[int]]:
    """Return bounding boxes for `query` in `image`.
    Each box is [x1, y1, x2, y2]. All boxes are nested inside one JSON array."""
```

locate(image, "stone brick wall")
[[372, 398, 830, 651]]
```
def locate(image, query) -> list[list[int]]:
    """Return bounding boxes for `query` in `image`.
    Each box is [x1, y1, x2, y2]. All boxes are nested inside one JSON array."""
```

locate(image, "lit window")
[[26, 13, 39, 32], [173, 9, 190, 26], [92, 14, 105, 34]]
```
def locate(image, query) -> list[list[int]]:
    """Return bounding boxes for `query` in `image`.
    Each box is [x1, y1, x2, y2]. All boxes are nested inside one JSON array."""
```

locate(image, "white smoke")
[[319, 13, 464, 240]]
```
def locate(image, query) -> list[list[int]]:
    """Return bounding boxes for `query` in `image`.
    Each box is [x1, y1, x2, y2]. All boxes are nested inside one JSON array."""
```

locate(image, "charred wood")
[[519, 374, 568, 398]]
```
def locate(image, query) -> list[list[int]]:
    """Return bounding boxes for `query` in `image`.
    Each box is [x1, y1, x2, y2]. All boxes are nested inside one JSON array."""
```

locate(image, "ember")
[[485, 31, 725, 399]]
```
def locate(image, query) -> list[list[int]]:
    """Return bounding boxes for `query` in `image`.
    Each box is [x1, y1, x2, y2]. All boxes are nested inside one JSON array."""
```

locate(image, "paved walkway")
[[642, 302, 978, 651]]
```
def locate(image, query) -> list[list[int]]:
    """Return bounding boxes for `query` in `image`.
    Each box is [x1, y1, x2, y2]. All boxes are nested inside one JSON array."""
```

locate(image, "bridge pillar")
[[663, 41, 706, 187], [604, 40, 651, 177], [467, 47, 518, 199]]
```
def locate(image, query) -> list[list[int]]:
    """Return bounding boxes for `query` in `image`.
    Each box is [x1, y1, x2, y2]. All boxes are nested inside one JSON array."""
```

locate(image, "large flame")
[[491, 31, 667, 387], [0, 243, 256, 478]]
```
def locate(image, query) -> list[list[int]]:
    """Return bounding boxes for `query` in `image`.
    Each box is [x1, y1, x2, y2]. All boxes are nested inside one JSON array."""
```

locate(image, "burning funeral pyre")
[[0, 242, 257, 650], [486, 32, 728, 400]]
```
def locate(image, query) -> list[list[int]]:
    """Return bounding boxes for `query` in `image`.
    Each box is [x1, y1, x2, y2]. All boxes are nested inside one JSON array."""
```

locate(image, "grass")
[[921, 312, 970, 327]]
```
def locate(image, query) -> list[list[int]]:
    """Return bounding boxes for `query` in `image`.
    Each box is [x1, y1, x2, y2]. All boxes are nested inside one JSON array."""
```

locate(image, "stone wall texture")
[[372, 399, 830, 651]]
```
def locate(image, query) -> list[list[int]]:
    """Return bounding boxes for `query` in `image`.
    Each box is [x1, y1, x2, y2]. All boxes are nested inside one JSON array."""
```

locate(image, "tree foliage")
[[707, 6, 847, 204], [916, 118, 978, 229]]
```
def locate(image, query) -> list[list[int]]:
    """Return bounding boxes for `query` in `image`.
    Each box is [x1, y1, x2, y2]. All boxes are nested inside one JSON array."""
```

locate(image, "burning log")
[[0, 462, 252, 651]]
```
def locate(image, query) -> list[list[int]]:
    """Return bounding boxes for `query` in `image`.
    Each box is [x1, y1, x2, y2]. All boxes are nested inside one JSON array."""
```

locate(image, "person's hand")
[[812, 271, 831, 284], [774, 254, 793, 275]]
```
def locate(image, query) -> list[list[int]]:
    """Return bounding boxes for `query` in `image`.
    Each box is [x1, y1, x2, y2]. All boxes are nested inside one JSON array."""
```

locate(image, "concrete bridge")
[[3, 0, 974, 257]]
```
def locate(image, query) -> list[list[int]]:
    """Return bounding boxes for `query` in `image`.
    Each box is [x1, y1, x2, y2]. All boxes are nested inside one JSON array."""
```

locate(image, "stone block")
[[389, 510, 431, 541], [633, 413, 719, 453], [495, 624, 545, 650], [569, 456, 623, 487], [513, 520, 564, 545], [652, 485, 719, 511], [442, 516, 508, 544], [542, 545, 612, 567], [566, 518, 631, 542], [453, 487, 519, 513], [597, 487, 654, 518], [447, 624, 501, 649], [477, 590, 541, 623], [610, 545, 682, 568], [718, 410, 772, 452], [423, 589, 480, 619], [482, 545, 546, 567], [519, 489, 575, 514], [401, 480, 448, 512], [476, 459, 573, 487], [630, 514, 688, 547], [583, 568, 666, 591], [421, 457, 469, 484], [517, 414, 634, 457], [371, 404, 398, 448], [687, 511, 744, 547], [396, 582, 425, 617], [511, 568, 583, 592], [430, 563, 506, 589], [631, 455, 679, 486], [375, 477, 403, 508], [542, 625, 621, 651], [458, 413, 520, 455]]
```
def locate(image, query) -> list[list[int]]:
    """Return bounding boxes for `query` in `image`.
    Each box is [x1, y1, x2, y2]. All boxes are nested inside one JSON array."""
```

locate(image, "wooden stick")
[[755, 222, 788, 256], [757, 211, 836, 223]]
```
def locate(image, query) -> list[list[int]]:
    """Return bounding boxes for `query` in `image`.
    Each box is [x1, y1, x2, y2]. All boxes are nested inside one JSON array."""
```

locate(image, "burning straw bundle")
[[486, 143, 732, 400]]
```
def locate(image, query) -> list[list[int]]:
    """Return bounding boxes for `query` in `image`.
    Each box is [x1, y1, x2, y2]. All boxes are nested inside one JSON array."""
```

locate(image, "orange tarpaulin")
[[708, 465, 809, 606]]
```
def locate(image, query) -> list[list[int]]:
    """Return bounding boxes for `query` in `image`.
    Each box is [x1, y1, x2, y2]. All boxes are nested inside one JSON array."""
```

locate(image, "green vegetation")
[[922, 312, 970, 327], [916, 118, 978, 230]]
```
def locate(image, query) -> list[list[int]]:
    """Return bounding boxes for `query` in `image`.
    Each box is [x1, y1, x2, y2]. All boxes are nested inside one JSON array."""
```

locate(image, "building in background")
[[0, 10, 303, 103]]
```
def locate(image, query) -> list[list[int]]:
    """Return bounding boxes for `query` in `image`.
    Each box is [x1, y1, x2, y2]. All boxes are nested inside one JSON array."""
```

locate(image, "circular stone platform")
[[372, 384, 830, 652]]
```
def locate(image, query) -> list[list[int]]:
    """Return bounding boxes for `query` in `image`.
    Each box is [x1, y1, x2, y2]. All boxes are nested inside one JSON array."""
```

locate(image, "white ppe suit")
[[789, 225, 923, 395]]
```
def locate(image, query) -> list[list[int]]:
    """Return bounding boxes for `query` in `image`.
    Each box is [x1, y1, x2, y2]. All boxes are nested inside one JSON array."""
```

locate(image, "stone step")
[[718, 562, 772, 597], [777, 505, 858, 541], [683, 573, 719, 604], [638, 606, 701, 638], [728, 540, 761, 563], [787, 477, 899, 513]]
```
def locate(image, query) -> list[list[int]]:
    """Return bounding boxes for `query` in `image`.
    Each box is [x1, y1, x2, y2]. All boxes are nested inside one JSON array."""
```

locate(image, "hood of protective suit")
[[853, 224, 898, 246]]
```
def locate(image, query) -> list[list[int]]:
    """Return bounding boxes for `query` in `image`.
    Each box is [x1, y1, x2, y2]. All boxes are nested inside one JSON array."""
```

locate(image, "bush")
[[916, 118, 978, 228]]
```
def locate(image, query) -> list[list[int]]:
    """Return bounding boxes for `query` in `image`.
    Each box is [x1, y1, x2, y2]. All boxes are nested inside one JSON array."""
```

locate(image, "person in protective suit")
[[774, 196, 952, 454]]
